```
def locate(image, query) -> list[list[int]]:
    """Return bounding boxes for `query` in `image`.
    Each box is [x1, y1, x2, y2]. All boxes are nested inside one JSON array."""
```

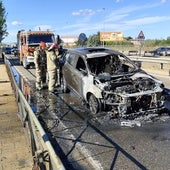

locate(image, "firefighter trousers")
[[35, 66, 47, 89], [48, 68, 57, 92]]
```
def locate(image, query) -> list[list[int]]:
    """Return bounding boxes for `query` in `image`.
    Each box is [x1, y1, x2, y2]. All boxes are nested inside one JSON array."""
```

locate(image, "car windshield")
[[27, 34, 54, 44], [5, 47, 12, 51], [87, 54, 138, 75]]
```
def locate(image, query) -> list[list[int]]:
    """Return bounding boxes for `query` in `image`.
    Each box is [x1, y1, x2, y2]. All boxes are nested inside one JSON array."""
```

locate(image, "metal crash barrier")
[[5, 58, 65, 170], [128, 56, 170, 74]]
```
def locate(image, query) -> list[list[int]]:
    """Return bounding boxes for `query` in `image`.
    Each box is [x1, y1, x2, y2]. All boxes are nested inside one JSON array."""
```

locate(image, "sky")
[[2, 0, 170, 43]]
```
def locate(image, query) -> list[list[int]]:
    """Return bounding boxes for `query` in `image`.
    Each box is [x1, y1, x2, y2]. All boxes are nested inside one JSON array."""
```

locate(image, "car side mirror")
[[135, 61, 141, 68]]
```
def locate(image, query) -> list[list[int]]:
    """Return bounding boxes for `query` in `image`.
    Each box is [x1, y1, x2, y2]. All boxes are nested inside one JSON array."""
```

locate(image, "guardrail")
[[127, 56, 170, 62], [5, 57, 65, 170], [128, 50, 138, 56], [127, 56, 170, 70]]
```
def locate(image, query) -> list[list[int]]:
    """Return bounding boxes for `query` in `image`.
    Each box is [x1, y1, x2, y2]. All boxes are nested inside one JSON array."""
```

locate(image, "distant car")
[[11, 47, 19, 56], [1, 47, 12, 60], [2, 46, 12, 54], [150, 47, 170, 56], [61, 47, 165, 118]]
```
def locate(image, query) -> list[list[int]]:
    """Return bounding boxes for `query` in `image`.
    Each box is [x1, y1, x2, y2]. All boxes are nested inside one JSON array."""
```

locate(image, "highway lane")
[[155, 75, 170, 88], [37, 90, 170, 170], [27, 69, 170, 170], [7, 55, 170, 170]]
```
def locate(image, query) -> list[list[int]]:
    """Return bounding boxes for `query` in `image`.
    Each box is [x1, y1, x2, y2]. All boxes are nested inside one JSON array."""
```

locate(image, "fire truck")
[[17, 30, 55, 69]]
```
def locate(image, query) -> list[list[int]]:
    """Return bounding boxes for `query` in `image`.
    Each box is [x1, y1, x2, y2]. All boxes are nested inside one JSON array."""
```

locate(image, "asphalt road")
[[8, 56, 170, 170], [156, 74, 170, 88], [35, 89, 170, 170]]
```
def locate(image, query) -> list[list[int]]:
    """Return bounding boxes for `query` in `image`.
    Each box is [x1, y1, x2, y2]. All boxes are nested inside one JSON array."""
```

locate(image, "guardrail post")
[[160, 63, 163, 69]]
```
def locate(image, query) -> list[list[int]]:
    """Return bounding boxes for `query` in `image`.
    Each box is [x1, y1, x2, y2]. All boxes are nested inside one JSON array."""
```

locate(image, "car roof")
[[3, 46, 12, 49], [68, 47, 121, 59], [158, 46, 170, 49]]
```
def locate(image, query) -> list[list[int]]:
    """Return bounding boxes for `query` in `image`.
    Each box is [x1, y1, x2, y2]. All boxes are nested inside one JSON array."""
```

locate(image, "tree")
[[124, 36, 133, 41], [87, 32, 100, 46], [0, 0, 8, 42], [166, 36, 170, 44]]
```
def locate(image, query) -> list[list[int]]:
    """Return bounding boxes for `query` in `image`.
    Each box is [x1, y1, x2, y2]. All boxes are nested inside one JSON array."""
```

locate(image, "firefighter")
[[58, 45, 67, 85], [46, 43, 60, 94], [34, 41, 47, 90]]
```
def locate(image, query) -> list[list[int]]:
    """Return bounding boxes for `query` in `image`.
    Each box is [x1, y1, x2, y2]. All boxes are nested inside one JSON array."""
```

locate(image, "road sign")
[[78, 33, 87, 46], [79, 33, 87, 42], [137, 31, 145, 40]]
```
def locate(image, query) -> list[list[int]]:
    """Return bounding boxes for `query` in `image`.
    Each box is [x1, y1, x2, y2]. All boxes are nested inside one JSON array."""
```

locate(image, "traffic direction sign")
[[137, 30, 145, 40]]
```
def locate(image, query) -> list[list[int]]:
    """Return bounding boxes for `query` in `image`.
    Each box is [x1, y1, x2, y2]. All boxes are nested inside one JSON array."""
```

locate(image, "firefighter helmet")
[[48, 43, 58, 51]]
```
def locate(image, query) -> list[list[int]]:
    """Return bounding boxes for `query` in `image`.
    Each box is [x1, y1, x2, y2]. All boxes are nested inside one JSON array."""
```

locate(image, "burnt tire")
[[88, 94, 101, 114]]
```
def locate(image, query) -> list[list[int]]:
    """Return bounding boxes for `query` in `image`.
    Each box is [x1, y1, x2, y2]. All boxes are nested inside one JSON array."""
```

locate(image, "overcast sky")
[[2, 0, 170, 43]]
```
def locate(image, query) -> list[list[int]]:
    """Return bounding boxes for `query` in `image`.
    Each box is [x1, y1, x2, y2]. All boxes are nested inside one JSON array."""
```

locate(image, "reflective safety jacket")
[[34, 47, 47, 68], [47, 49, 59, 71]]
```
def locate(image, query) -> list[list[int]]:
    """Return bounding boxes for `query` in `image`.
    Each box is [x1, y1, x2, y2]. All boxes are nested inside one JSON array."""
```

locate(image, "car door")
[[160, 47, 166, 56], [72, 56, 87, 98], [63, 52, 78, 90]]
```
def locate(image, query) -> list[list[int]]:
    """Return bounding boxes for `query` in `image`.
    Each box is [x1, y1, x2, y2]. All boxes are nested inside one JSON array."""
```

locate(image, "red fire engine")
[[17, 30, 55, 69]]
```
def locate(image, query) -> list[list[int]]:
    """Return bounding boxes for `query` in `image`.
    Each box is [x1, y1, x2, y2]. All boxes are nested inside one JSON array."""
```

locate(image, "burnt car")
[[61, 47, 165, 118]]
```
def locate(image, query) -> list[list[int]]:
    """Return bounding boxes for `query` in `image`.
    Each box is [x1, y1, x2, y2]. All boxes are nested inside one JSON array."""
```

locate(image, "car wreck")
[[61, 47, 165, 118]]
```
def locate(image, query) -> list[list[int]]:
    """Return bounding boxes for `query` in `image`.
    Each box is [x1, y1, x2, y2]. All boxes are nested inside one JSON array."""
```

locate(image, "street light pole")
[[102, 8, 105, 47]]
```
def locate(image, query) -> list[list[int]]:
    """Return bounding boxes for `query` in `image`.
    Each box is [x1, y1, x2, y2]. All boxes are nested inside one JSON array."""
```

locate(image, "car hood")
[[94, 71, 164, 95]]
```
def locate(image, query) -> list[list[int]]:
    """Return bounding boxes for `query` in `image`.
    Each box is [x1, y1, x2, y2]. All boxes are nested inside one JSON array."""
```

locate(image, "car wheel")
[[62, 76, 69, 93], [162, 52, 166, 56], [88, 94, 101, 114], [23, 58, 29, 69]]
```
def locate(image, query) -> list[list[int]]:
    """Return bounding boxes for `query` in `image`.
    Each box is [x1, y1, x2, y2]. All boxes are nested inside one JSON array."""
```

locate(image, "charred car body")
[[61, 47, 165, 118]]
